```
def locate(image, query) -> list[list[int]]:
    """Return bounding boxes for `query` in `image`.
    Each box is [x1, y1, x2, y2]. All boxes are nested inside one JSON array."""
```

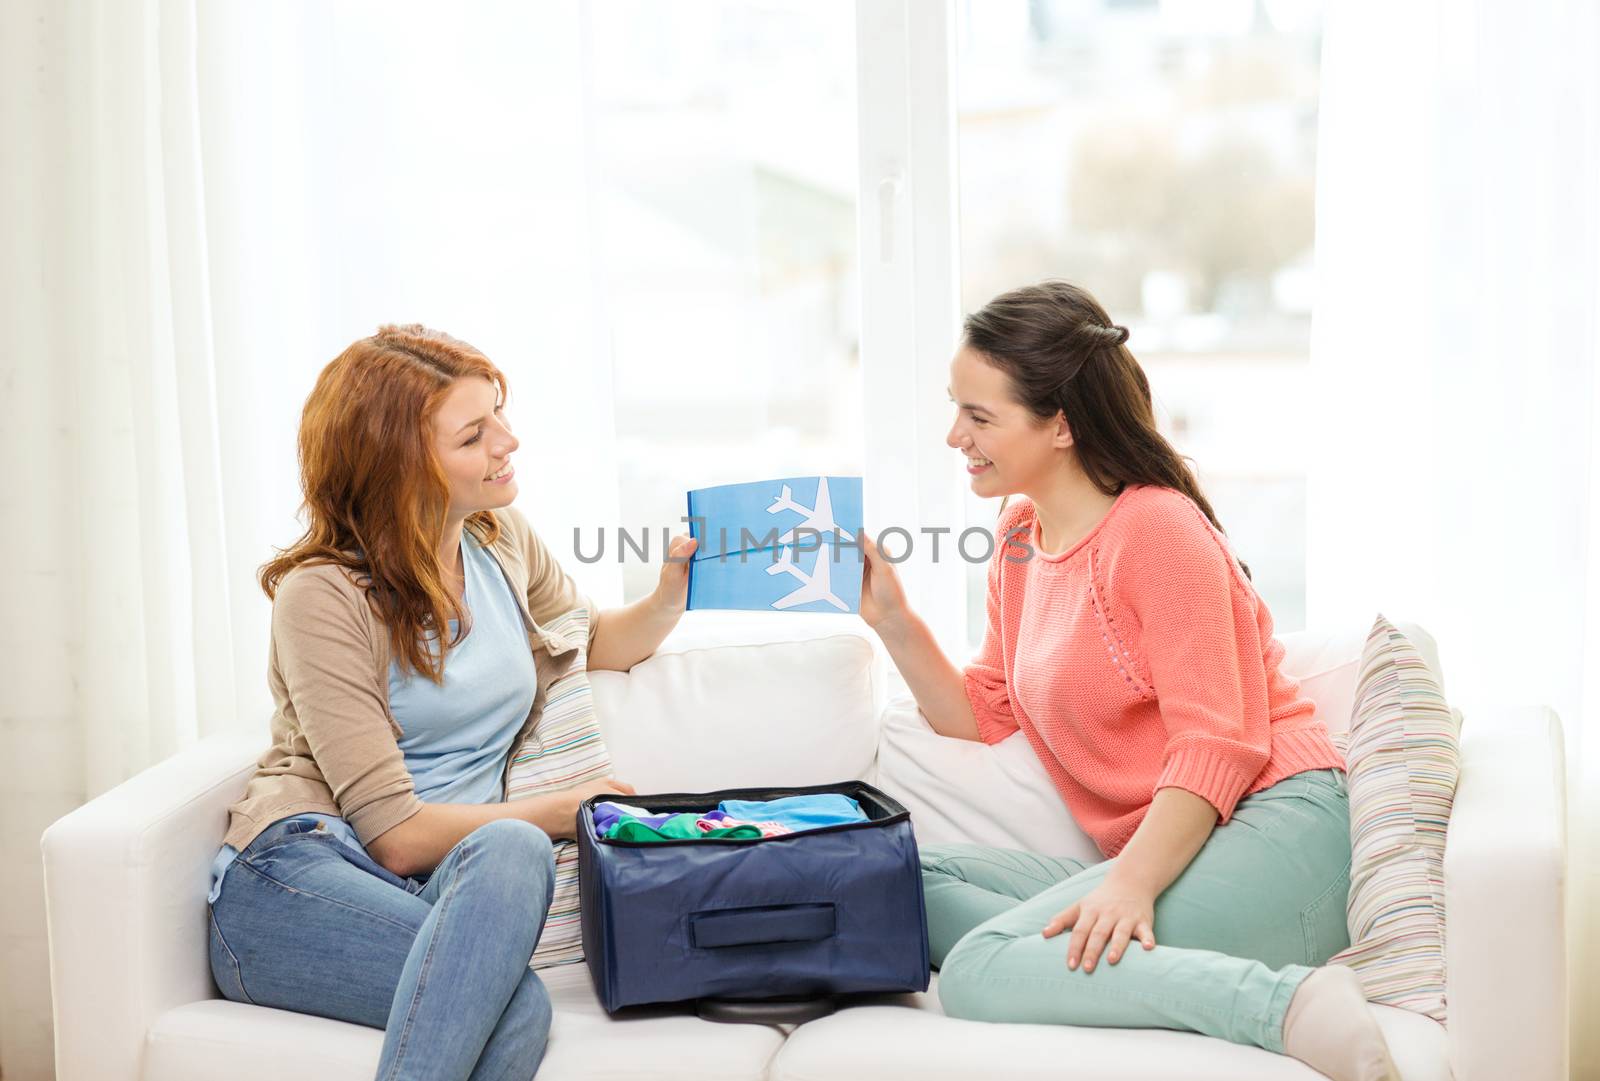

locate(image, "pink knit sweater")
[[965, 484, 1344, 858]]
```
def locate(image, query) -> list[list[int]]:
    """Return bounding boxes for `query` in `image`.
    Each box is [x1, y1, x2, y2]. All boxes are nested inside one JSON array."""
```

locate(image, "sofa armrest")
[[1442, 705, 1567, 1081], [41, 733, 265, 1081]]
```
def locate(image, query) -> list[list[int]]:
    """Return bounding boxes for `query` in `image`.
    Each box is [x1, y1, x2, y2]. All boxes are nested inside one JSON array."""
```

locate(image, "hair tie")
[[1109, 324, 1129, 346]]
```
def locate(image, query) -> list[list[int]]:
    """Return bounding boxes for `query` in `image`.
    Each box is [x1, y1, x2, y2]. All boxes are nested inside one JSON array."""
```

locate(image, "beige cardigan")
[[223, 506, 596, 851]]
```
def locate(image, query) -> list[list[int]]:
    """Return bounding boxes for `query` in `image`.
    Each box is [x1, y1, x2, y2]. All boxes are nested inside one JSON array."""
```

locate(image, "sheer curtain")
[[2, 3, 229, 1074], [1309, 1, 1600, 1074], [0, 3, 617, 1077]]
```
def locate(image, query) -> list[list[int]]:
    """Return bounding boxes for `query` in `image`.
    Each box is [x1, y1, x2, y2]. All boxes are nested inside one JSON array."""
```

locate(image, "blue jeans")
[[209, 817, 556, 1081]]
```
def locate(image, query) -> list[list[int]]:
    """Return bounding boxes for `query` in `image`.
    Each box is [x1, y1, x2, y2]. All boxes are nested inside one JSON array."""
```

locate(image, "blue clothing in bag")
[[718, 794, 866, 832], [591, 795, 868, 841]]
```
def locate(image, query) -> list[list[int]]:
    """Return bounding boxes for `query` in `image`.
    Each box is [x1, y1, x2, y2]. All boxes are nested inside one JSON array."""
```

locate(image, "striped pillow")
[[506, 607, 612, 969], [1327, 615, 1460, 1021]]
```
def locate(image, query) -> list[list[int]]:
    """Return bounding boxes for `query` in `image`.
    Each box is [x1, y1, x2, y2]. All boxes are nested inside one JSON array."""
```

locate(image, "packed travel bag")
[[577, 780, 929, 1014]]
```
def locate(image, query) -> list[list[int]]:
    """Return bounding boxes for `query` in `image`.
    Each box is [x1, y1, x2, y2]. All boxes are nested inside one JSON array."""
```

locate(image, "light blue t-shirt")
[[209, 530, 538, 901]]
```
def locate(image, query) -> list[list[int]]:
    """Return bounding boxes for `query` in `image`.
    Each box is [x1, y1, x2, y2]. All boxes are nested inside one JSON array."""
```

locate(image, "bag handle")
[[688, 902, 836, 949]]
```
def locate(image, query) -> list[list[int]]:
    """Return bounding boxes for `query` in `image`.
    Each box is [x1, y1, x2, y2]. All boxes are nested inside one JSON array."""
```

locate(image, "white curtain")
[[0, 3, 618, 1077], [2, 3, 230, 1071], [1309, 1, 1600, 1075]]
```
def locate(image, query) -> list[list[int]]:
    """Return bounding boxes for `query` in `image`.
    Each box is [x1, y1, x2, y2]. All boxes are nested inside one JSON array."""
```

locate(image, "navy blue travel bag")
[[577, 780, 930, 1013]]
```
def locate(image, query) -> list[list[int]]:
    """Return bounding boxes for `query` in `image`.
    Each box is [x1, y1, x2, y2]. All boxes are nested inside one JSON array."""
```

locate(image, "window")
[[590, 0, 861, 600], [956, 0, 1324, 644]]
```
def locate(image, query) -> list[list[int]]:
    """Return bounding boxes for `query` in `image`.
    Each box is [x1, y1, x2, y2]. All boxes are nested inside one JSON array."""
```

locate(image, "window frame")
[[854, 0, 970, 655]]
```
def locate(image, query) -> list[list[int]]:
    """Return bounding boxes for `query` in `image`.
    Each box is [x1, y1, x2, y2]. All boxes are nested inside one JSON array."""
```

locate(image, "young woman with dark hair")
[[859, 282, 1396, 1081]]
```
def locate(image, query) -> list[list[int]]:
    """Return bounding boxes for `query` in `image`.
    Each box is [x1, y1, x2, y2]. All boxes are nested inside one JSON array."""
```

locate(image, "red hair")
[[259, 324, 508, 683]]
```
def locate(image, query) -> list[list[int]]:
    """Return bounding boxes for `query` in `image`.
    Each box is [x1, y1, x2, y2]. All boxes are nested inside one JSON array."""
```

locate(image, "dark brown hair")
[[259, 324, 509, 682], [964, 280, 1250, 579]]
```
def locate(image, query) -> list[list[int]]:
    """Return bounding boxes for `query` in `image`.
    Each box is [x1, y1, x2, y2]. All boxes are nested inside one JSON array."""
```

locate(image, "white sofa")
[[42, 613, 1568, 1081]]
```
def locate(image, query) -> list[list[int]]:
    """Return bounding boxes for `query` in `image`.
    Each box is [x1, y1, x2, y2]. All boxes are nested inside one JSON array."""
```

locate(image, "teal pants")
[[923, 769, 1352, 1053]]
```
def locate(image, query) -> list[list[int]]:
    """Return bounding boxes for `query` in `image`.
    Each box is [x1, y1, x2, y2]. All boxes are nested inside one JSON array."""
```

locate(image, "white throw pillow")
[[869, 694, 1102, 864], [1277, 621, 1444, 737], [1327, 615, 1461, 1021], [589, 620, 882, 792]]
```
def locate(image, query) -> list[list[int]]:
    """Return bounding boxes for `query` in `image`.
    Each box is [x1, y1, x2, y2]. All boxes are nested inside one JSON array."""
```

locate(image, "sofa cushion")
[[141, 963, 784, 1081], [589, 612, 882, 791], [1276, 621, 1443, 737], [1327, 615, 1460, 1022], [505, 607, 609, 968], [869, 693, 1102, 862], [766, 973, 1449, 1081]]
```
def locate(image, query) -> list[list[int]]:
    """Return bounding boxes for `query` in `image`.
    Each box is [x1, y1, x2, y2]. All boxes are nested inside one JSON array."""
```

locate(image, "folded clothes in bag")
[[578, 780, 929, 1012], [609, 814, 765, 842], [717, 794, 868, 832], [591, 793, 868, 842]]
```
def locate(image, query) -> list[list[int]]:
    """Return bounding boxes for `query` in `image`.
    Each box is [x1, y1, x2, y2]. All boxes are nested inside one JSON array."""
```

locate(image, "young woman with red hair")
[[206, 325, 694, 1080]]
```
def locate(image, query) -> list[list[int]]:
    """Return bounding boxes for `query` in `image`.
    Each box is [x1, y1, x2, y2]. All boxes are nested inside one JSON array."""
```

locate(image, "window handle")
[[877, 174, 903, 261]]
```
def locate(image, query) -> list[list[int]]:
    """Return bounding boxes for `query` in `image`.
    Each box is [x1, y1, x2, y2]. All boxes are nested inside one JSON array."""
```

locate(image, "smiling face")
[[946, 343, 1073, 499], [432, 376, 519, 520]]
